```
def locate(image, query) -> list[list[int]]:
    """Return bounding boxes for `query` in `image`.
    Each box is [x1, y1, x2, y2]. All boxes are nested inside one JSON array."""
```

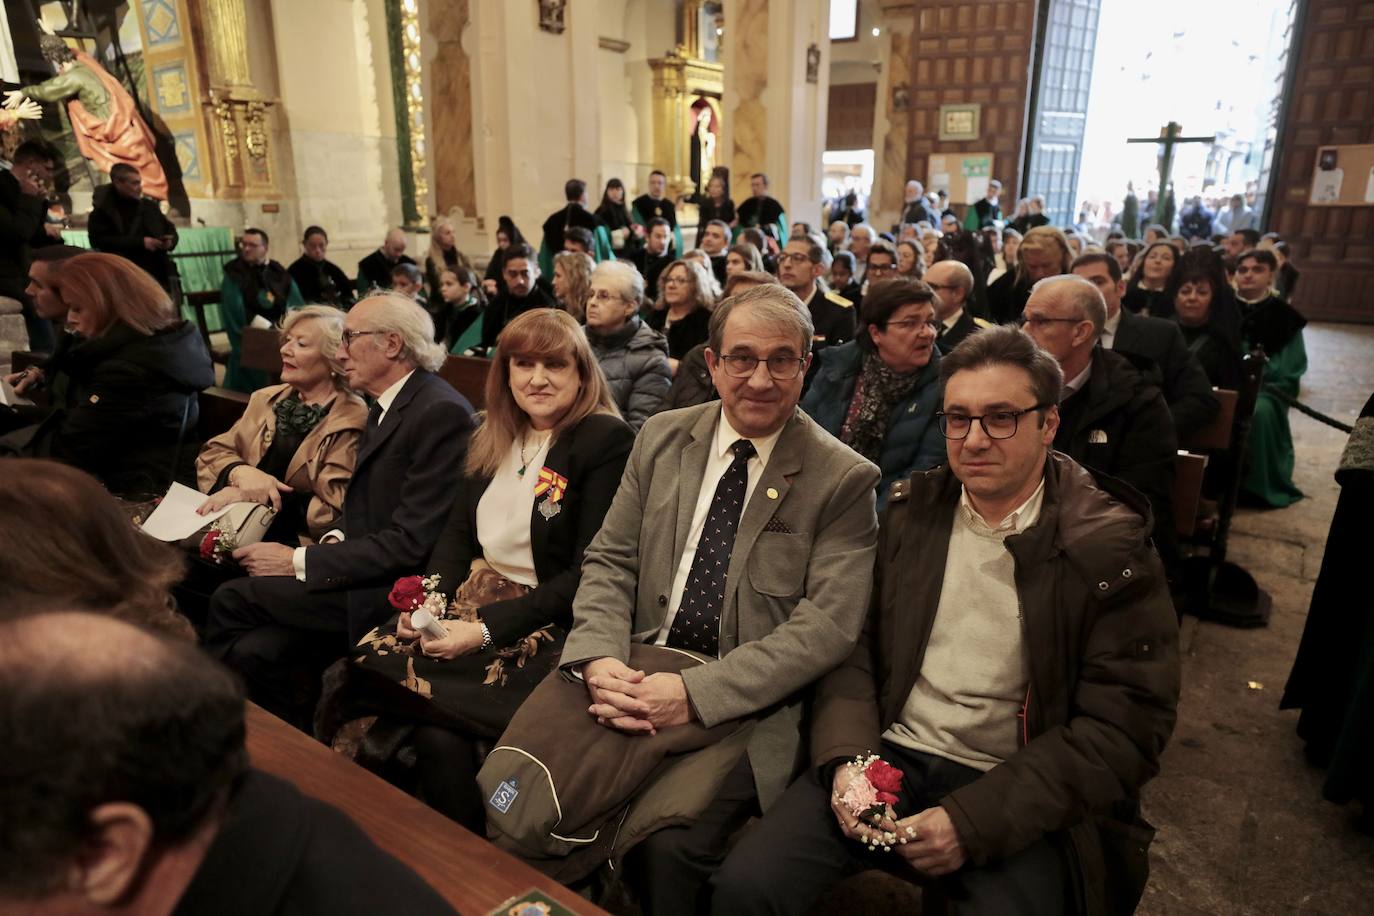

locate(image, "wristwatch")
[[479, 622, 493, 650]]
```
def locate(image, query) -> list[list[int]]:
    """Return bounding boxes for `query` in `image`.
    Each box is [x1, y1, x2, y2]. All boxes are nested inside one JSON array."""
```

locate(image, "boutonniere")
[[533, 467, 569, 520]]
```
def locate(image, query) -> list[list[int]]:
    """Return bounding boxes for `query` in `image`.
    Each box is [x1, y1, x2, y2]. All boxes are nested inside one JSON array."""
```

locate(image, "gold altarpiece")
[[647, 1, 724, 200]]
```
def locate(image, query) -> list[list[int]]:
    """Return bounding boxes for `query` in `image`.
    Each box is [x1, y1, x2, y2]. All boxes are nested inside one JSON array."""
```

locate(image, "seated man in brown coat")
[[712, 324, 1181, 915]]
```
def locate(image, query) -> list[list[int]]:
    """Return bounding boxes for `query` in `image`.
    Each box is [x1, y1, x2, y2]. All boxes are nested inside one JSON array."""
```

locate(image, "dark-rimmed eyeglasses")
[[883, 317, 942, 334], [717, 354, 807, 380], [1019, 315, 1083, 331], [937, 403, 1050, 440], [341, 329, 387, 349]]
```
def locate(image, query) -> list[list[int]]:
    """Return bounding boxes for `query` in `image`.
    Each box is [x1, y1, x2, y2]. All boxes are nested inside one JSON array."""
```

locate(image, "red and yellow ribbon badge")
[[533, 467, 568, 503]]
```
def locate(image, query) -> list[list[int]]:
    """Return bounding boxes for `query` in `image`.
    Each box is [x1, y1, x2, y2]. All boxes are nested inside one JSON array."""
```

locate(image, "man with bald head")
[[0, 612, 456, 915], [204, 294, 475, 729], [1020, 276, 1177, 563], [356, 227, 416, 295], [926, 259, 992, 354]]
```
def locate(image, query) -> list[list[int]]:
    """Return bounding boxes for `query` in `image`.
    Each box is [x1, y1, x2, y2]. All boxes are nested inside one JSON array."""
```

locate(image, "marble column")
[[870, 0, 916, 230], [722, 0, 831, 227]]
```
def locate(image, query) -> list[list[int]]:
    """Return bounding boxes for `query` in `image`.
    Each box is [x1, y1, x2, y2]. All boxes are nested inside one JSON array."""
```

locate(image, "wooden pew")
[[439, 354, 490, 410], [196, 386, 251, 441], [1177, 388, 1239, 537], [1180, 388, 1238, 453], [240, 326, 285, 379], [1173, 451, 1208, 538], [244, 703, 602, 915]]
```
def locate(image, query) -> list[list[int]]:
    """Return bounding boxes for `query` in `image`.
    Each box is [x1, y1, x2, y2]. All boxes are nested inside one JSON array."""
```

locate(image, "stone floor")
[[1139, 322, 1374, 916]]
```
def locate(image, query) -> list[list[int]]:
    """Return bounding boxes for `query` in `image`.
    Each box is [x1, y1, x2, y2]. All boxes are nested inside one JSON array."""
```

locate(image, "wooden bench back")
[[439, 355, 490, 410], [1180, 388, 1238, 453], [241, 326, 284, 377]]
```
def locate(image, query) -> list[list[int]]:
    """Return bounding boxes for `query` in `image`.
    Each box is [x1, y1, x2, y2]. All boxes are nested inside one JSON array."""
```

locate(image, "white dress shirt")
[[941, 308, 966, 334], [292, 370, 416, 580], [474, 432, 553, 587], [651, 409, 783, 651], [1061, 361, 1092, 400], [1101, 309, 1122, 350]]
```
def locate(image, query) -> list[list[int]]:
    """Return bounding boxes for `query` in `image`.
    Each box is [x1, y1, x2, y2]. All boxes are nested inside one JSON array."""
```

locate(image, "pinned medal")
[[533, 467, 569, 521], [766, 487, 779, 500]]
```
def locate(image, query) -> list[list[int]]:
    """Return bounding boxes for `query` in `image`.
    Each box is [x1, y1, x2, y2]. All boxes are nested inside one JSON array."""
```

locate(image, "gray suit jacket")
[[561, 403, 880, 808]]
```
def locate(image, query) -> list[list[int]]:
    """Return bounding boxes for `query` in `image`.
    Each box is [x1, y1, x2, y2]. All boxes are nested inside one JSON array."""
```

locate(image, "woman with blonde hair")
[[424, 214, 473, 297], [552, 249, 595, 321], [985, 224, 1072, 324], [643, 256, 718, 371], [341, 308, 634, 830], [10, 252, 214, 497], [195, 305, 369, 545]]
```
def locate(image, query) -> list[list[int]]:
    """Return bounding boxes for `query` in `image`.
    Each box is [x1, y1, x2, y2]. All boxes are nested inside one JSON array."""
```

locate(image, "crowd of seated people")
[[1, 161, 1326, 916]]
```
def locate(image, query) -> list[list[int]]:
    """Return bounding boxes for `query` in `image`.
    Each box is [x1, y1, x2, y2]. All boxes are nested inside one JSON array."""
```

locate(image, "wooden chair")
[[1176, 388, 1239, 537], [439, 354, 490, 410], [1172, 451, 1208, 538], [184, 290, 229, 362], [240, 326, 284, 379], [1180, 388, 1238, 452]]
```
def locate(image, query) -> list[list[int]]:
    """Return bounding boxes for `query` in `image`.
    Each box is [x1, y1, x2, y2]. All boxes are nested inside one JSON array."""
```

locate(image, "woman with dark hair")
[[482, 215, 527, 298], [801, 277, 945, 509], [595, 178, 638, 260], [288, 226, 355, 309], [1168, 256, 1244, 391], [695, 172, 736, 248], [1123, 240, 1181, 317], [642, 257, 717, 372], [943, 228, 990, 316], [339, 309, 634, 831], [0, 458, 190, 638], [10, 252, 214, 497], [725, 241, 765, 277]]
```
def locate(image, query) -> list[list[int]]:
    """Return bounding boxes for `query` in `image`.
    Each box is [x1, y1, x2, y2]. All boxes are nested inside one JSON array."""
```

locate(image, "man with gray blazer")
[[560, 284, 880, 916]]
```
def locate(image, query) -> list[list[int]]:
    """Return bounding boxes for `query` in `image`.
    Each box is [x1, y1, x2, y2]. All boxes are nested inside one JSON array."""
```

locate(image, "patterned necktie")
[[667, 439, 757, 657]]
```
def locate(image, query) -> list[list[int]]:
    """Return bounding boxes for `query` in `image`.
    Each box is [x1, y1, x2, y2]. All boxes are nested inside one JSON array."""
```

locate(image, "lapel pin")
[[766, 487, 778, 500]]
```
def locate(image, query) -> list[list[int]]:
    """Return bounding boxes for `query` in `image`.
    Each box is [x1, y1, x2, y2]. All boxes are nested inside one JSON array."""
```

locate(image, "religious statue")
[[538, 0, 566, 34], [3, 33, 168, 200], [694, 106, 716, 198]]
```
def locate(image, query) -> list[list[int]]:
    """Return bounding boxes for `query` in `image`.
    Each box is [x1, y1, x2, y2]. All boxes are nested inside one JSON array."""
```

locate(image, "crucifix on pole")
[[1126, 121, 1216, 194]]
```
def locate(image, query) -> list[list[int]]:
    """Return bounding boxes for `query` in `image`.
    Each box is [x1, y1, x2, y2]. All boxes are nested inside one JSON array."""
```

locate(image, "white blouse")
[[475, 431, 554, 587]]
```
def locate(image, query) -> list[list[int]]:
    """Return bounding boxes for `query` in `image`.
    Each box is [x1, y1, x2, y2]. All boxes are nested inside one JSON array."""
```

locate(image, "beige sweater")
[[884, 481, 1043, 771]]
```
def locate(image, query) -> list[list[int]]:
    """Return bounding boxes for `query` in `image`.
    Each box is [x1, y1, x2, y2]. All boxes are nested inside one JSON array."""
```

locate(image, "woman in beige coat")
[[196, 305, 368, 545]]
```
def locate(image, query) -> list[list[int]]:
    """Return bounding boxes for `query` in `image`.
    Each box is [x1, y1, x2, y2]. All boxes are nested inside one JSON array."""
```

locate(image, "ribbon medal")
[[534, 467, 568, 520]]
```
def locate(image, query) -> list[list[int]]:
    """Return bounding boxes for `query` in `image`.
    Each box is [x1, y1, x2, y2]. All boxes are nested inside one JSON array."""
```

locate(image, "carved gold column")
[[193, 0, 280, 199], [871, 0, 916, 228], [429, 0, 474, 217]]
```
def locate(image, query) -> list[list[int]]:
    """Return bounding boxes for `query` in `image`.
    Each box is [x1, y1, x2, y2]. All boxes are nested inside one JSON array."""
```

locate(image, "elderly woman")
[[343, 308, 633, 830], [725, 241, 765, 278], [11, 252, 214, 498], [1123, 240, 1181, 317], [801, 277, 945, 510], [985, 225, 1070, 325], [196, 305, 369, 546], [584, 260, 670, 429], [552, 249, 595, 322], [0, 458, 190, 638], [643, 256, 717, 372]]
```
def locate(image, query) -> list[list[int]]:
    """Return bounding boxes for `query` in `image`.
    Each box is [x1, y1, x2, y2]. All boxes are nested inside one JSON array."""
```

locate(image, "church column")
[[427, 0, 476, 219], [722, 0, 831, 228], [468, 0, 602, 246], [869, 0, 916, 230]]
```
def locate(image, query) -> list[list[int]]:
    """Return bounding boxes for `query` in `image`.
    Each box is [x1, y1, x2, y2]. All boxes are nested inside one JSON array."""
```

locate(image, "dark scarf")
[[839, 352, 924, 462], [273, 393, 332, 436], [224, 258, 294, 323]]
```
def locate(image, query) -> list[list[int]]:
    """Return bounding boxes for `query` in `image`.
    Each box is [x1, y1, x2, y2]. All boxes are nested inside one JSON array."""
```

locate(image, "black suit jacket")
[[936, 309, 986, 354], [356, 250, 416, 293], [1112, 309, 1218, 441], [172, 770, 455, 915], [305, 370, 474, 640], [428, 412, 634, 646], [0, 170, 45, 292], [88, 188, 179, 289]]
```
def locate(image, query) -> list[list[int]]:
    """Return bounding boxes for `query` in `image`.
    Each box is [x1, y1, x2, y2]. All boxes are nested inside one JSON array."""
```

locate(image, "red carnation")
[[388, 575, 427, 611], [865, 759, 903, 796], [199, 529, 221, 561], [876, 790, 899, 806]]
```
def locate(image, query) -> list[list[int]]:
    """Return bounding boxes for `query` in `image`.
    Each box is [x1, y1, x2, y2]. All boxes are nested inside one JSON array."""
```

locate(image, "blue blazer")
[[801, 341, 945, 509]]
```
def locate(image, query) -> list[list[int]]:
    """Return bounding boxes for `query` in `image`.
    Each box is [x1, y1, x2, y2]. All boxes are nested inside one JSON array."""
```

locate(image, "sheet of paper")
[[0, 378, 34, 407], [140, 482, 238, 541]]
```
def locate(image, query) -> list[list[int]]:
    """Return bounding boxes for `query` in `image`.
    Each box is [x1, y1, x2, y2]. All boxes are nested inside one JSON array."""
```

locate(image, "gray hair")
[[360, 293, 446, 371], [593, 259, 644, 306], [850, 223, 874, 243], [1030, 274, 1106, 339], [281, 305, 350, 385], [940, 324, 1063, 409], [707, 284, 814, 357]]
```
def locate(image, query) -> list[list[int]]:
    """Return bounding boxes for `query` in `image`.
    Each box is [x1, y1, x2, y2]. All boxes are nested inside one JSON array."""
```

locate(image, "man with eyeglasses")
[[204, 293, 475, 731], [777, 235, 854, 355], [562, 283, 880, 915], [715, 323, 1180, 916], [479, 241, 556, 352], [1021, 275, 1179, 574], [927, 259, 993, 354]]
